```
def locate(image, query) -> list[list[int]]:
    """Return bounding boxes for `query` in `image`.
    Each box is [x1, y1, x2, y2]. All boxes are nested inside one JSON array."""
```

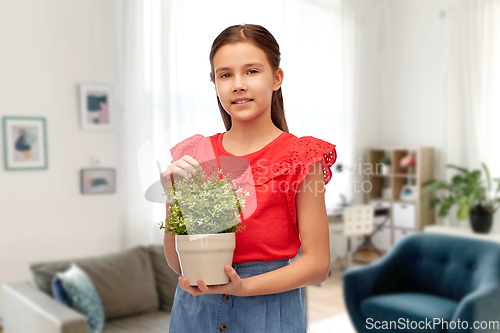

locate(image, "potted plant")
[[421, 163, 500, 233], [378, 157, 391, 175], [159, 166, 249, 286]]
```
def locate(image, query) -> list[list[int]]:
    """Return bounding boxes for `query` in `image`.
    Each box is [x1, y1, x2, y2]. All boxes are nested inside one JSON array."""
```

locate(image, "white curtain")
[[281, 0, 361, 213], [114, 0, 173, 248], [114, 0, 362, 246], [443, 0, 500, 231]]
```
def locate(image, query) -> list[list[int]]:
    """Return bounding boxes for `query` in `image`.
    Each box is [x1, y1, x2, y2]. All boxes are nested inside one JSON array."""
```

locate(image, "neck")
[[226, 118, 283, 147]]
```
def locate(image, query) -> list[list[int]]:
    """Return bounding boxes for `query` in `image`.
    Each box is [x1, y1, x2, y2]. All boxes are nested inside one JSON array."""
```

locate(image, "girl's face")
[[213, 42, 283, 124]]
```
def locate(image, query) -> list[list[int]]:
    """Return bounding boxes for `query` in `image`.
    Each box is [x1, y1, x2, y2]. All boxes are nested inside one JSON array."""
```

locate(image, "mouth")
[[232, 99, 253, 106]]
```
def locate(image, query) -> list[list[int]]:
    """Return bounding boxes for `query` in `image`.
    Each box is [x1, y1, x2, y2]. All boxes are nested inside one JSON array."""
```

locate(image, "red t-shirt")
[[169, 132, 337, 263]]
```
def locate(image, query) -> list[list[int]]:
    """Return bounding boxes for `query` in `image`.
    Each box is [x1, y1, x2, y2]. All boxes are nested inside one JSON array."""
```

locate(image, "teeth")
[[234, 99, 251, 104]]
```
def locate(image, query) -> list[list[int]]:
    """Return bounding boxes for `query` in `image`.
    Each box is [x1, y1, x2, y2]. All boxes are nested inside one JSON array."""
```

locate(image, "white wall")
[[0, 0, 122, 315], [343, 0, 384, 204], [379, 0, 455, 173], [350, 0, 453, 171], [347, 0, 450, 193], [377, 0, 499, 233]]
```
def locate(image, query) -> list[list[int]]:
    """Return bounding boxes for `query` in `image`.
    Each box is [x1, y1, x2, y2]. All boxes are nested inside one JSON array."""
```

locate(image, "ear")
[[213, 80, 218, 95], [273, 68, 284, 91]]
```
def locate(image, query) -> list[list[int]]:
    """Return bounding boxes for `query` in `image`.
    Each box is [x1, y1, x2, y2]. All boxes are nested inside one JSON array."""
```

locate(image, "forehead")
[[213, 42, 270, 72]]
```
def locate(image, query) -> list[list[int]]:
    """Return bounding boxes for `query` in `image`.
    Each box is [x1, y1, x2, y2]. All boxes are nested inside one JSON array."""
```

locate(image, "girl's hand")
[[160, 155, 200, 191], [178, 265, 246, 297]]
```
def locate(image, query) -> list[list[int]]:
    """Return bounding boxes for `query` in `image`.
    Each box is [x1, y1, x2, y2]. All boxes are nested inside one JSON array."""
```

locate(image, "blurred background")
[[1, 0, 499, 331]]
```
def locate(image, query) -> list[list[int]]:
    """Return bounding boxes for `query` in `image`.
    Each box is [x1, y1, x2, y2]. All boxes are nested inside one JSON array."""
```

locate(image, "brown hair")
[[209, 24, 289, 133]]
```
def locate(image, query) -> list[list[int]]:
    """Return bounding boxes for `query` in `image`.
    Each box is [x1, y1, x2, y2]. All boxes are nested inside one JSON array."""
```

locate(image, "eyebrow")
[[215, 62, 264, 74]]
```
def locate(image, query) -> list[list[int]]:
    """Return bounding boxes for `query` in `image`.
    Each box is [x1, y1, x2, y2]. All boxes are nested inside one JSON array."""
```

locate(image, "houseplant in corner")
[[159, 166, 249, 286], [379, 157, 391, 175], [422, 163, 500, 233]]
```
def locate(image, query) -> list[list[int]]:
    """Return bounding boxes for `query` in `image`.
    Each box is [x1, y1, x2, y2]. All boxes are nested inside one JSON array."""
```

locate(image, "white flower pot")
[[175, 233, 235, 286]]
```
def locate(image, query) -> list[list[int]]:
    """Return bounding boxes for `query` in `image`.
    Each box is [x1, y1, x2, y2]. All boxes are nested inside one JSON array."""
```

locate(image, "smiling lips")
[[232, 99, 253, 106]]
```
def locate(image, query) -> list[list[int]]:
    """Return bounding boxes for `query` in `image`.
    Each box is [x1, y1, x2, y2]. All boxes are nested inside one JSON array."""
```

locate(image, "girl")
[[161, 24, 337, 333]]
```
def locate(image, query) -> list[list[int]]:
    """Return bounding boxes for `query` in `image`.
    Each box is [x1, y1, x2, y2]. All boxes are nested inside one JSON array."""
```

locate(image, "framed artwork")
[[79, 83, 113, 131], [81, 168, 116, 194], [2, 116, 48, 171]]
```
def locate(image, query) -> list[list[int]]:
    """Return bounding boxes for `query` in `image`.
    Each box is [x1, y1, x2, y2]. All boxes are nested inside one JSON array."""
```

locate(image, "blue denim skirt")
[[168, 259, 307, 333]]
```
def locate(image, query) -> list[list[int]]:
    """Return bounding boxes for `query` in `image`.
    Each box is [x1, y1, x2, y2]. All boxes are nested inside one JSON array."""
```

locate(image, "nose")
[[232, 75, 247, 92]]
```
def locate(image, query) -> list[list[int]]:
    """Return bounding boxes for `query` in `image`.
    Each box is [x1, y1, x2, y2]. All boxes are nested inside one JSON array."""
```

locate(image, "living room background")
[[1, 0, 499, 325]]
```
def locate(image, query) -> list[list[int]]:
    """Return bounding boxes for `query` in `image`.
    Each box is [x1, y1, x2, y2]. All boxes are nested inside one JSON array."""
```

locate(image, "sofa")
[[2, 244, 180, 333], [343, 232, 500, 333]]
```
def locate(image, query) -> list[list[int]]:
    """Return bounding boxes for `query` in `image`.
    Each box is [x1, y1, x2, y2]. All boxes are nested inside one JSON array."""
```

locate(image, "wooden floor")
[[0, 250, 381, 332], [305, 249, 383, 324]]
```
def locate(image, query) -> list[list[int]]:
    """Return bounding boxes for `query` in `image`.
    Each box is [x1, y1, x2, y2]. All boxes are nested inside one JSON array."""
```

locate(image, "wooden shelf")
[[392, 174, 416, 178], [393, 199, 418, 204], [365, 147, 435, 250], [370, 174, 416, 178]]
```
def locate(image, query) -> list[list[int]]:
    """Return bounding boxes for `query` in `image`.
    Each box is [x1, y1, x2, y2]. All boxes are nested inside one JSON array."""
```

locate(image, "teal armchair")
[[343, 233, 500, 333]]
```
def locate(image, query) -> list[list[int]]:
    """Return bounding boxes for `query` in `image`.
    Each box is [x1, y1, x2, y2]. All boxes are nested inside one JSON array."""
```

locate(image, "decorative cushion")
[[147, 244, 180, 312], [29, 246, 159, 320], [56, 263, 104, 333], [51, 275, 72, 307]]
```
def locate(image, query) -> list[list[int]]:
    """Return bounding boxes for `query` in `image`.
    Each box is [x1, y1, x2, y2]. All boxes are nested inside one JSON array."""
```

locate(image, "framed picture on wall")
[[2, 116, 48, 171], [79, 83, 113, 131], [80, 168, 116, 194]]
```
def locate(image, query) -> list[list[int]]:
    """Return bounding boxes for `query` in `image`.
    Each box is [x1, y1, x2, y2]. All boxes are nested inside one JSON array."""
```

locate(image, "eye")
[[220, 69, 258, 78]]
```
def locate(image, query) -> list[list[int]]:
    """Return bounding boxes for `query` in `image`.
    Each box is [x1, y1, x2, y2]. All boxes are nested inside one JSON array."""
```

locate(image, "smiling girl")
[[162, 24, 337, 332]]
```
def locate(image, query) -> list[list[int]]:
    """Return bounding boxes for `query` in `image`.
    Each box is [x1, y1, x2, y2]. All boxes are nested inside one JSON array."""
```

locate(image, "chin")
[[230, 107, 259, 116]]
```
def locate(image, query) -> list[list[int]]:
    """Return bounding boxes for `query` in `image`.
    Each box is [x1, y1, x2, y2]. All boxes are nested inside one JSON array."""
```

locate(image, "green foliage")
[[421, 163, 500, 220], [379, 157, 391, 165], [159, 167, 250, 235]]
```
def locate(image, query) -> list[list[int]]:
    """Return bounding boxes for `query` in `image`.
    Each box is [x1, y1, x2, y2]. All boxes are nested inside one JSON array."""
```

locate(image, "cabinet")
[[364, 147, 435, 248], [393, 202, 416, 229]]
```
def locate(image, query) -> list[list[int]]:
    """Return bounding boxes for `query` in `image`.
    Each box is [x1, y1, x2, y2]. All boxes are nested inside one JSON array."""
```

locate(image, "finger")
[[176, 157, 197, 170], [166, 167, 191, 182], [161, 169, 182, 187], [198, 278, 230, 294], [181, 156, 201, 176], [170, 162, 193, 178], [180, 277, 202, 296], [179, 276, 186, 288], [182, 276, 192, 288], [172, 164, 199, 179], [166, 157, 200, 180], [197, 278, 210, 293], [181, 155, 200, 169], [180, 276, 190, 290], [160, 170, 171, 190], [224, 265, 240, 282]]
